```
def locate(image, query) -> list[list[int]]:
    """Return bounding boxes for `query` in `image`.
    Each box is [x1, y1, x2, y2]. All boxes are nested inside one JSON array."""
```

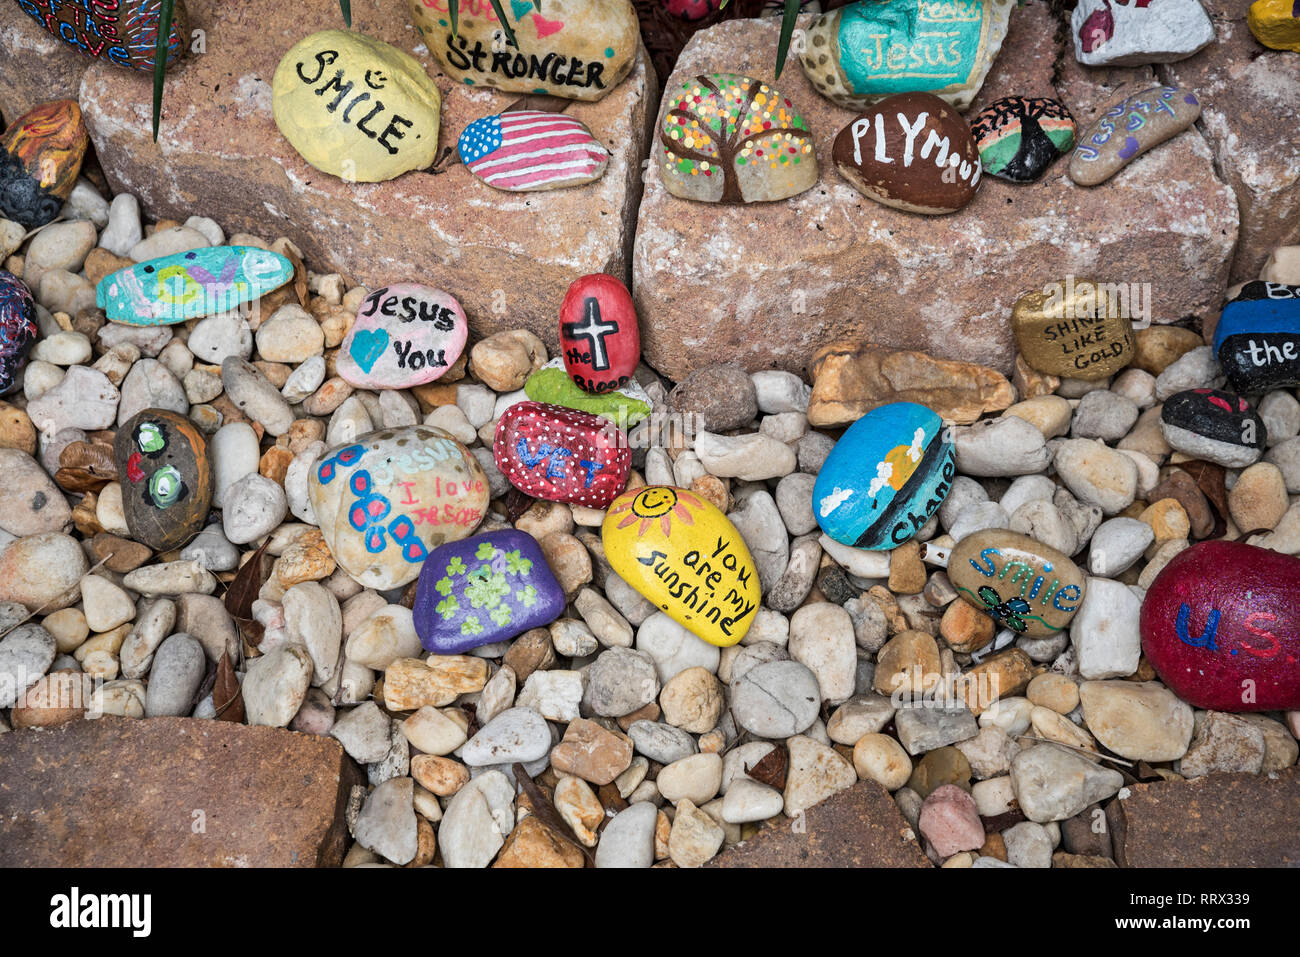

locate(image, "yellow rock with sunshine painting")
[[601, 485, 760, 647]]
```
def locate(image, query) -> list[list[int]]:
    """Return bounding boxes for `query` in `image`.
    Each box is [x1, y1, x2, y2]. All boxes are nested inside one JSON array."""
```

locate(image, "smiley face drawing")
[[114, 408, 213, 551], [608, 486, 704, 539]]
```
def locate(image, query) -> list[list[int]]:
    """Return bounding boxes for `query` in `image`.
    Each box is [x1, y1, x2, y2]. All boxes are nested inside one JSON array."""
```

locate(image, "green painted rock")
[[800, 0, 1014, 111], [272, 30, 442, 182], [409, 0, 640, 101], [524, 360, 652, 425]]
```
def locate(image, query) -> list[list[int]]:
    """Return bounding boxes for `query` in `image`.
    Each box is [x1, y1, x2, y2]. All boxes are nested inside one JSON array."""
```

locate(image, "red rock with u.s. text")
[[493, 401, 630, 508], [559, 273, 640, 394], [1140, 540, 1300, 712]]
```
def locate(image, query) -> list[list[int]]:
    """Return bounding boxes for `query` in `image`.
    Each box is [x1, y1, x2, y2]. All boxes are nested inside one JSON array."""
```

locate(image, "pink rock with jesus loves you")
[[336, 283, 468, 390]]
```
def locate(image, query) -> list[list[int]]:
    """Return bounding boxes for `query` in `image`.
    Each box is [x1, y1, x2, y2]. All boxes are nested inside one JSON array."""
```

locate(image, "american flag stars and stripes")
[[457, 110, 611, 192]]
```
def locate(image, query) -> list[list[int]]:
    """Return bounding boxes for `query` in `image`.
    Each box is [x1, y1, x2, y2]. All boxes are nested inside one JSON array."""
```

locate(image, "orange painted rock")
[[1141, 540, 1300, 711], [0, 99, 89, 229]]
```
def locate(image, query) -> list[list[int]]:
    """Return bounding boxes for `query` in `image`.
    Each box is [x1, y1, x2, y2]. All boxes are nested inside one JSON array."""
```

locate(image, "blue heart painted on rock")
[[510, 0, 532, 21], [1118, 135, 1140, 160], [350, 328, 390, 373]]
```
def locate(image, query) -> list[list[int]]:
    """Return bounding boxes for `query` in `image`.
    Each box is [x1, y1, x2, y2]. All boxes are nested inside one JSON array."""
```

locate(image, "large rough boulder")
[[0, 716, 361, 866], [632, 3, 1239, 380], [0, 3, 97, 119], [1161, 0, 1300, 284], [76, 0, 657, 355]]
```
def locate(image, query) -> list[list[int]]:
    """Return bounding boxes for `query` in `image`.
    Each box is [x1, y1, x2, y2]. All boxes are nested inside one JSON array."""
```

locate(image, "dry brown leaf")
[[225, 540, 270, 621], [512, 763, 594, 866], [745, 745, 788, 790], [213, 650, 245, 723]]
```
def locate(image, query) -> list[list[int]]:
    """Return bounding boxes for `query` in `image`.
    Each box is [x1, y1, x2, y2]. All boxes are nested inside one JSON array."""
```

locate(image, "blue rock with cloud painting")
[[813, 401, 956, 550]]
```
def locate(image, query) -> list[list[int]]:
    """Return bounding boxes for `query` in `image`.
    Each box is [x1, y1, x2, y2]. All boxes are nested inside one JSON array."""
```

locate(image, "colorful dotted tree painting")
[[659, 73, 815, 203]]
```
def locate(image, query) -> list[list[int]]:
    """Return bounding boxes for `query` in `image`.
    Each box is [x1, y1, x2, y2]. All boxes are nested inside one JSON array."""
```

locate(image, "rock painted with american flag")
[[457, 110, 610, 192]]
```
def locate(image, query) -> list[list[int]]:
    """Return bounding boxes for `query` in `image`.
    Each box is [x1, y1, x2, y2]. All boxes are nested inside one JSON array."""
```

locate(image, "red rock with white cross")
[[558, 273, 640, 394]]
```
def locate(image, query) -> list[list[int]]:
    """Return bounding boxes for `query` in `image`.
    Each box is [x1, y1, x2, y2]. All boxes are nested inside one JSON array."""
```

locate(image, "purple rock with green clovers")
[[413, 529, 565, 654]]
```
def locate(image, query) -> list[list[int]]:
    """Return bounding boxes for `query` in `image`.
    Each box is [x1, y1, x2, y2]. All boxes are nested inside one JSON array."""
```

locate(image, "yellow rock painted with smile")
[[602, 485, 760, 647], [272, 30, 442, 182]]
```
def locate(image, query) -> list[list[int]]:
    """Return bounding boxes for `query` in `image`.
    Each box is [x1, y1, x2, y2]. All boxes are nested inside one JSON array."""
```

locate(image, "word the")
[[1239, 337, 1300, 368], [50, 887, 151, 937], [295, 51, 415, 156], [848, 111, 981, 186]]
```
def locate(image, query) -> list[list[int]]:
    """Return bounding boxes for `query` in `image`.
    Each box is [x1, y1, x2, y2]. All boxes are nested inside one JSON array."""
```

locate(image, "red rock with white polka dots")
[[493, 400, 631, 508]]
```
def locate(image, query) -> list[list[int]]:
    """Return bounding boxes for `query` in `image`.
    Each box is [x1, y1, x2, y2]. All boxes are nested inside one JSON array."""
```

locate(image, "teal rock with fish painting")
[[524, 359, 652, 425], [96, 246, 295, 325]]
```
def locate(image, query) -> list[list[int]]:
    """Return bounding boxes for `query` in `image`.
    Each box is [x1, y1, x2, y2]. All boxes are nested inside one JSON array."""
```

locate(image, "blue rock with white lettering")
[[813, 401, 956, 550], [1214, 281, 1300, 394], [413, 529, 566, 654]]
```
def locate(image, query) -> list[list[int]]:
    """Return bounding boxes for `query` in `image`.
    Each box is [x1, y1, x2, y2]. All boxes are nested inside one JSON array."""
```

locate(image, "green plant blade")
[[774, 0, 800, 79], [489, 0, 519, 47], [339, 0, 351, 27], [450, 0, 459, 37], [151, 0, 176, 142]]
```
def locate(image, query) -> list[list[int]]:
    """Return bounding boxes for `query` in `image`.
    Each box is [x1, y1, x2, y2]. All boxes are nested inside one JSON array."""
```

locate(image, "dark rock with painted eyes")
[[113, 408, 212, 551]]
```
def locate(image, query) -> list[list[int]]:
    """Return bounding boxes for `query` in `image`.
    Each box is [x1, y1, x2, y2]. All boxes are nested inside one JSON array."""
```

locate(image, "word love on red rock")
[[494, 401, 630, 508], [558, 273, 640, 394], [1140, 540, 1300, 712]]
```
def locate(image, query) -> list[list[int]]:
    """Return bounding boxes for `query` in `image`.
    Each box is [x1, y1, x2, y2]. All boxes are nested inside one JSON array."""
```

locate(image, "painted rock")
[[664, 0, 722, 19], [96, 246, 294, 326], [1159, 389, 1266, 469], [272, 30, 442, 183], [524, 360, 652, 426], [337, 283, 467, 390], [657, 73, 817, 204], [308, 426, 489, 590], [409, 0, 640, 101], [413, 529, 565, 653], [559, 273, 640, 393], [1011, 277, 1137, 380], [493, 401, 631, 508], [1214, 281, 1300, 394], [813, 402, 955, 550], [602, 485, 760, 646], [0, 271, 39, 395], [949, 530, 1086, 637], [1249, 0, 1300, 51], [970, 97, 1075, 183], [1068, 85, 1200, 187], [1071, 0, 1214, 66], [18, 0, 188, 71], [800, 0, 1015, 111], [833, 92, 981, 214], [0, 99, 89, 230], [1141, 541, 1300, 711], [113, 409, 212, 552], [459, 110, 609, 192]]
